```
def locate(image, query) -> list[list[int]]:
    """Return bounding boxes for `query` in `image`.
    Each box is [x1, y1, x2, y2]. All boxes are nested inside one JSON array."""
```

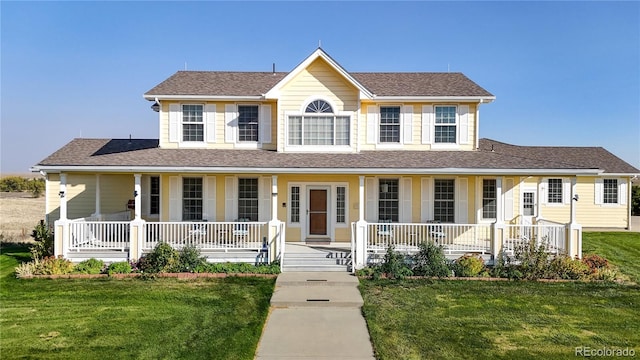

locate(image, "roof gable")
[[264, 48, 373, 99]]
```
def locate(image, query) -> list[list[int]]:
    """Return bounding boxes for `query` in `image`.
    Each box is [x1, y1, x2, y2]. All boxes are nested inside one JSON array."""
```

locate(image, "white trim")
[[370, 96, 495, 103], [283, 108, 354, 151], [32, 165, 605, 176], [264, 48, 374, 99], [145, 95, 264, 101]]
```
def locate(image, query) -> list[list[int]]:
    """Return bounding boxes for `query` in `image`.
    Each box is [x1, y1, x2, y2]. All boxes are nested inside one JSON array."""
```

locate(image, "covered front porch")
[[51, 172, 583, 270]]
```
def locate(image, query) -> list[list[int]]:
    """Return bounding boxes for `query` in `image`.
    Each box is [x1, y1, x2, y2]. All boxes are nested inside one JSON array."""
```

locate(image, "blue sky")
[[1, 1, 639, 173]]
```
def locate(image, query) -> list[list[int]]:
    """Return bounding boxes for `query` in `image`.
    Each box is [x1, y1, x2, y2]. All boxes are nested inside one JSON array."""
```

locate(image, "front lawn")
[[360, 232, 640, 359], [0, 244, 275, 359], [583, 232, 640, 283]]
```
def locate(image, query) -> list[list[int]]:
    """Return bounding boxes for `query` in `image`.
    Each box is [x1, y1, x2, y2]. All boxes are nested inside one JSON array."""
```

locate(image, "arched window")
[[305, 100, 333, 114], [288, 99, 350, 147]]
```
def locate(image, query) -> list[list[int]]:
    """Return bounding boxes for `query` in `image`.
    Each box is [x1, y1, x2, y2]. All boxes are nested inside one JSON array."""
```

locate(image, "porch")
[[353, 220, 577, 268], [55, 216, 580, 271]]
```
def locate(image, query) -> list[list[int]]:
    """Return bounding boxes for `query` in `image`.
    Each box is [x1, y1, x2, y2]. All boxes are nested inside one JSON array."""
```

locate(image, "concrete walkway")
[[255, 272, 375, 360]]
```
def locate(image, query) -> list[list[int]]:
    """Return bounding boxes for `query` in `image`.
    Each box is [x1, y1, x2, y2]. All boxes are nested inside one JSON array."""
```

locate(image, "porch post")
[[268, 175, 280, 263], [568, 177, 582, 259], [271, 175, 278, 222], [93, 174, 101, 218], [354, 176, 367, 269], [496, 177, 504, 225], [59, 173, 68, 221], [134, 174, 142, 220]]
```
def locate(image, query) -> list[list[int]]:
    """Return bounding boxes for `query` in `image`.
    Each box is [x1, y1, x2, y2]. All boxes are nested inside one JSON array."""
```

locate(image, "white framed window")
[[434, 179, 455, 223], [287, 99, 350, 147], [238, 178, 258, 221], [379, 106, 400, 143], [482, 179, 496, 219], [336, 186, 346, 223], [238, 105, 259, 142], [150, 176, 160, 216], [182, 104, 204, 142], [182, 177, 203, 220], [290, 186, 300, 223], [378, 179, 399, 222], [547, 178, 563, 204], [603, 179, 618, 204], [434, 106, 456, 144]]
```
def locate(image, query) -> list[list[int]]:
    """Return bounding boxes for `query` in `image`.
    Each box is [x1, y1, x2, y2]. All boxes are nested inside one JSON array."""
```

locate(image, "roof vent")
[[272, 63, 276, 75]]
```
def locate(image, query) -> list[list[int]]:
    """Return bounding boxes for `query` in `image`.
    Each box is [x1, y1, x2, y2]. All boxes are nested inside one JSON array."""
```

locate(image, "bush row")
[[0, 176, 45, 197], [356, 241, 622, 282], [15, 242, 280, 278]]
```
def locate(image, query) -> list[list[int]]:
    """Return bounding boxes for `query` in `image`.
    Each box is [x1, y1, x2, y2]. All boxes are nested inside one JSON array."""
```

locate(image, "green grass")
[[360, 232, 640, 360], [0, 244, 275, 359], [582, 232, 640, 283]]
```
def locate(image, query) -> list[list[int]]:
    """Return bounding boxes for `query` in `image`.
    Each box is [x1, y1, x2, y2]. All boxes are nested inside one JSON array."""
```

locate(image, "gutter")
[[30, 165, 603, 176], [143, 95, 264, 101]]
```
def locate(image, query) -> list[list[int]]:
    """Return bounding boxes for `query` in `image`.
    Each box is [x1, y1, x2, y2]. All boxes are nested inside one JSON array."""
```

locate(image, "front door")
[[308, 189, 328, 236], [521, 190, 537, 225]]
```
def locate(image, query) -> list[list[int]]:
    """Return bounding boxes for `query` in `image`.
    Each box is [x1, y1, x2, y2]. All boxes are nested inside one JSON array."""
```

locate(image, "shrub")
[[15, 262, 36, 278], [0, 176, 28, 192], [491, 251, 523, 280], [73, 258, 105, 274], [582, 254, 610, 274], [374, 246, 412, 280], [513, 238, 551, 280], [452, 254, 485, 277], [30, 220, 53, 260], [36, 256, 74, 275], [139, 242, 178, 273], [589, 268, 620, 282], [355, 267, 376, 277], [411, 241, 450, 278], [27, 178, 45, 197], [174, 244, 206, 273], [107, 261, 132, 275], [548, 255, 589, 280]]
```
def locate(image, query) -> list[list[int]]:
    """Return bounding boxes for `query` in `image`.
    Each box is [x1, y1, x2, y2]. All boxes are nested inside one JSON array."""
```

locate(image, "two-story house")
[[33, 48, 639, 270]]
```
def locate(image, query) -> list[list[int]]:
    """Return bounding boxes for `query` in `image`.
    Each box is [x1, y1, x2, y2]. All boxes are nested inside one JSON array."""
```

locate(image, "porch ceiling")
[[32, 138, 618, 175]]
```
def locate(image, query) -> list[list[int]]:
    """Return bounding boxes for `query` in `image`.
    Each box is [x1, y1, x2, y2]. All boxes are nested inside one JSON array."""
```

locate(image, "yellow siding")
[[158, 101, 277, 150], [278, 58, 359, 151], [358, 102, 478, 151], [576, 177, 628, 228], [100, 175, 134, 214], [46, 173, 60, 221]]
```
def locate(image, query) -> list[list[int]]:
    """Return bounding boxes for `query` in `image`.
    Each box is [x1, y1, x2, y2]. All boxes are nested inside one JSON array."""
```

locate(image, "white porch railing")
[[365, 222, 492, 255], [142, 221, 268, 252], [69, 221, 130, 251], [503, 224, 566, 255]]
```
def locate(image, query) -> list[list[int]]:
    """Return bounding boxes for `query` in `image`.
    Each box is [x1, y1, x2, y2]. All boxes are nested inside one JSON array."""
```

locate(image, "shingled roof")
[[144, 71, 493, 98], [34, 138, 637, 175], [479, 139, 639, 174]]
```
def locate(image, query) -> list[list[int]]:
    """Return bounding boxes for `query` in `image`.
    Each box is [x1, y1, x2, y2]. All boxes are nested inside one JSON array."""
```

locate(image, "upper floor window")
[[379, 106, 400, 143], [434, 106, 456, 143], [603, 179, 618, 204], [306, 100, 333, 113], [548, 178, 563, 204], [287, 99, 350, 147], [238, 105, 259, 142], [182, 104, 204, 142]]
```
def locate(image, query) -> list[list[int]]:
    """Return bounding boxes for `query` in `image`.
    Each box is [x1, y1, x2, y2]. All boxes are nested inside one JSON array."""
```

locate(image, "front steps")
[[282, 244, 352, 272], [270, 272, 363, 308]]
